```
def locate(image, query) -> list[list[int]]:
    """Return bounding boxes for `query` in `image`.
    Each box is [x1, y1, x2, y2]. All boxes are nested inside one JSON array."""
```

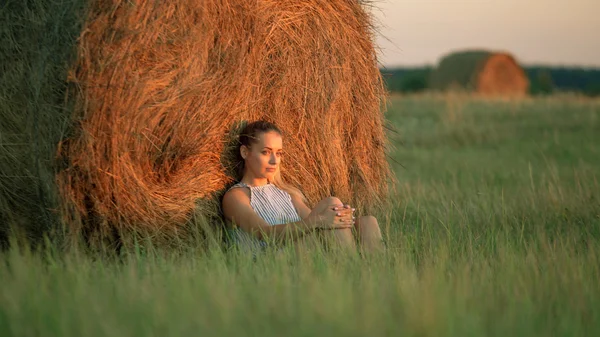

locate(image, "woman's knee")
[[315, 196, 343, 210], [359, 215, 378, 225], [312, 196, 342, 214], [322, 196, 343, 206], [356, 216, 381, 233]]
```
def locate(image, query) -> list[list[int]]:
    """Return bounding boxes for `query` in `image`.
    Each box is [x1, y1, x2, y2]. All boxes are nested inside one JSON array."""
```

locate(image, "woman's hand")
[[306, 203, 355, 230]]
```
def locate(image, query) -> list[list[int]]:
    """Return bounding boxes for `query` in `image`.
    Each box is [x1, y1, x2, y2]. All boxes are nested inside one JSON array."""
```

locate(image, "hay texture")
[[430, 50, 529, 97], [58, 0, 391, 240]]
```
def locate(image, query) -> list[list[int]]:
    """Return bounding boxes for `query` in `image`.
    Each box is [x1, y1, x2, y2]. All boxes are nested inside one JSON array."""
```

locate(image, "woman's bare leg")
[[326, 227, 356, 251], [306, 196, 356, 251], [354, 215, 384, 253]]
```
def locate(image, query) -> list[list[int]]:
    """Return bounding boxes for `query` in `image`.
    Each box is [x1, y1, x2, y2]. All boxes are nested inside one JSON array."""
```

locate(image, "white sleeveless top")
[[227, 182, 302, 250]]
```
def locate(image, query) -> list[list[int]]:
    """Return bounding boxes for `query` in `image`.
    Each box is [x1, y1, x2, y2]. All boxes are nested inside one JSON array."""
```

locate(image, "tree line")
[[382, 66, 600, 96]]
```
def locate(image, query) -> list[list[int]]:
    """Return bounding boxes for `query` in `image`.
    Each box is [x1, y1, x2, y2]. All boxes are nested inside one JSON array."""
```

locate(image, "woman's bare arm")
[[222, 188, 352, 243], [291, 194, 354, 224], [290, 193, 312, 219], [222, 188, 312, 243]]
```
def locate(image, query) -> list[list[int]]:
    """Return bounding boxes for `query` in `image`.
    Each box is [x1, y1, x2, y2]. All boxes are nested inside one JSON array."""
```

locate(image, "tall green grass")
[[0, 0, 87, 245], [1, 95, 599, 336]]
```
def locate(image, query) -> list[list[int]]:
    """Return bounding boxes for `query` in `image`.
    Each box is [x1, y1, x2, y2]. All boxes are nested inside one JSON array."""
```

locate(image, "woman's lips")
[[266, 168, 276, 172]]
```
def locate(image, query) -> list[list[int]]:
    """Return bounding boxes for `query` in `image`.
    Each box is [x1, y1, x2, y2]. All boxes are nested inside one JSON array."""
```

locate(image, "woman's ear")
[[240, 145, 248, 159]]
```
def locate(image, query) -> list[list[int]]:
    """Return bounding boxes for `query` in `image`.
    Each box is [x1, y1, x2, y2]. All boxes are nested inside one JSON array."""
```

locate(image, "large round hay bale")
[[55, 0, 391, 243], [430, 50, 529, 96]]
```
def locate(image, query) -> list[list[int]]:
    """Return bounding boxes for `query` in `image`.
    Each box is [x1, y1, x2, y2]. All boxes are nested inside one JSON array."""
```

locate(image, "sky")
[[370, 0, 600, 68]]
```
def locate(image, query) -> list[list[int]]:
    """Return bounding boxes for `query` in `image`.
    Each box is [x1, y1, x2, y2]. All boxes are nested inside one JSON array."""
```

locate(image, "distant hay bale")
[[57, 0, 391, 242], [430, 50, 529, 97]]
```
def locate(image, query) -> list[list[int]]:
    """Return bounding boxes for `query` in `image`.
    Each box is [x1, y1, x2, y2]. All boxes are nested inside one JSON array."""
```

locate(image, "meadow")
[[1, 94, 599, 336]]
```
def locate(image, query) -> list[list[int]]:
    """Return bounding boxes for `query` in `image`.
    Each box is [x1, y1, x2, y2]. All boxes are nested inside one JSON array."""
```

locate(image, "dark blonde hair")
[[237, 121, 304, 200]]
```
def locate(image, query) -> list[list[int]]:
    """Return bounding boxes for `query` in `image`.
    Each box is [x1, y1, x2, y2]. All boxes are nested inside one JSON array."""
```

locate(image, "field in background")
[[1, 94, 599, 336]]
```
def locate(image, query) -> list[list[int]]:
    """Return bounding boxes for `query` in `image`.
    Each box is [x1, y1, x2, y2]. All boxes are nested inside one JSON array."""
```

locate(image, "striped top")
[[226, 182, 302, 250]]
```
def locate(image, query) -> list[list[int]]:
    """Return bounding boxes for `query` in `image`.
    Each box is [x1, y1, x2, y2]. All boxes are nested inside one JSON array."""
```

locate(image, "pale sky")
[[370, 0, 600, 68]]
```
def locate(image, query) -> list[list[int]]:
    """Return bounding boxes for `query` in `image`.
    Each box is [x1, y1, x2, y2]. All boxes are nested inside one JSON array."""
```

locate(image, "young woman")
[[221, 121, 383, 253]]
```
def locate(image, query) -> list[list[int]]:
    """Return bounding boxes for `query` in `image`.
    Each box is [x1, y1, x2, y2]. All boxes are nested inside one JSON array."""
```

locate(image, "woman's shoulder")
[[223, 183, 250, 201], [222, 185, 251, 216]]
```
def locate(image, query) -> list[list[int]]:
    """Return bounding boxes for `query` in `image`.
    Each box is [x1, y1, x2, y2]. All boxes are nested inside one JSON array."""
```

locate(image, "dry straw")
[[476, 53, 529, 96], [58, 0, 391, 243]]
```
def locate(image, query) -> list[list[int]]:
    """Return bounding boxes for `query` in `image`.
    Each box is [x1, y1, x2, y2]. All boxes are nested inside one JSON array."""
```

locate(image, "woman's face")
[[242, 131, 283, 181]]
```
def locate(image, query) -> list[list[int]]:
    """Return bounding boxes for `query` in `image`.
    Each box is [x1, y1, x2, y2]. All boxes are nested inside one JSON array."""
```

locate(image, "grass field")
[[1, 94, 599, 336]]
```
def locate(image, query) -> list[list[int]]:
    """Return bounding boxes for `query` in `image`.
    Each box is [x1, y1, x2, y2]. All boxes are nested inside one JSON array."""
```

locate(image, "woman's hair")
[[237, 121, 304, 201], [238, 120, 282, 150]]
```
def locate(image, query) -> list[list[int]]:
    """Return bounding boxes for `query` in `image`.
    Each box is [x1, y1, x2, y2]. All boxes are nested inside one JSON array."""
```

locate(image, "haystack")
[[56, 0, 391, 243], [430, 50, 529, 96]]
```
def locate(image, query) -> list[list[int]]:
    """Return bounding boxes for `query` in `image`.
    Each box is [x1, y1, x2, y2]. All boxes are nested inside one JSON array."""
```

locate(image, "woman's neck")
[[240, 175, 269, 187]]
